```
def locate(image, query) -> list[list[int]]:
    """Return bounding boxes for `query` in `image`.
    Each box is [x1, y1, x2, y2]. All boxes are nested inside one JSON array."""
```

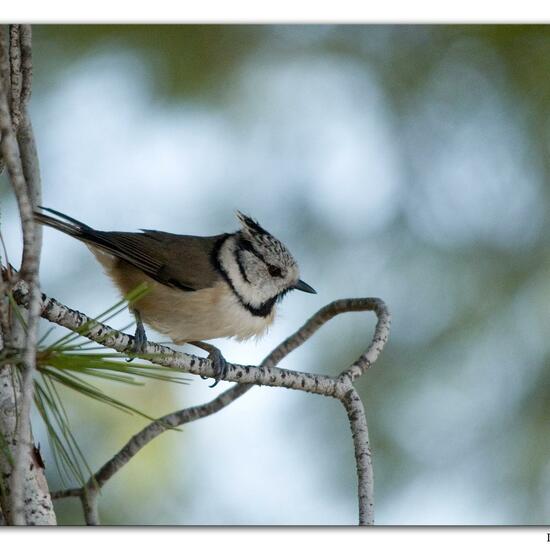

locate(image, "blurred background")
[[2, 24, 550, 525]]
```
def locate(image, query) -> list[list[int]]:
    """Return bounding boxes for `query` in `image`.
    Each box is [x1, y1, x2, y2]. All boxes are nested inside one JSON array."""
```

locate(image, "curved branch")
[[30, 282, 390, 525], [13, 283, 388, 399], [339, 297, 391, 382]]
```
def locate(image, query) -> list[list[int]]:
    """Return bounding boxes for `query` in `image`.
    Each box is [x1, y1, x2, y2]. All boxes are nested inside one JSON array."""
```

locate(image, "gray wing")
[[87, 230, 226, 291], [34, 207, 226, 292]]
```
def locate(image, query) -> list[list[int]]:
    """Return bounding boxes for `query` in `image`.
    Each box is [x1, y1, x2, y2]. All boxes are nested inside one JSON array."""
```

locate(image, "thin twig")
[[13, 282, 388, 398], [0, 26, 8, 175], [341, 387, 374, 525], [80, 488, 99, 526], [8, 25, 22, 132], [15, 27, 41, 210], [18, 26, 32, 110], [0, 27, 9, 93], [338, 298, 391, 382]]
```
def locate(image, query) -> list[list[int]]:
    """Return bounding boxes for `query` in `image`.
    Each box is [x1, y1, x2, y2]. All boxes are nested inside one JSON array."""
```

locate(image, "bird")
[[35, 207, 317, 386]]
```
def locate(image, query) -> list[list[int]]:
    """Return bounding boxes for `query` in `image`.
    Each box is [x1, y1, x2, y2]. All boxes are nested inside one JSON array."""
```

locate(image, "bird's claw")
[[126, 320, 147, 362], [201, 348, 229, 388]]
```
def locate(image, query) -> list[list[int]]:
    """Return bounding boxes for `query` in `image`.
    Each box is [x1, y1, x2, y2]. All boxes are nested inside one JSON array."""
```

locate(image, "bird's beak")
[[294, 279, 317, 294]]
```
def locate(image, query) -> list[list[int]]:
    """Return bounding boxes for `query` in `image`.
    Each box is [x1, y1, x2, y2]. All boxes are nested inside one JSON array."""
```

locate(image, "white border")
[[1, 0, 550, 23], [1, 527, 549, 550]]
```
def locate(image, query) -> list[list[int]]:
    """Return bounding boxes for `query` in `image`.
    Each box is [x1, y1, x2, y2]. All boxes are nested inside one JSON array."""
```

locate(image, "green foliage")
[[35, 25, 264, 101]]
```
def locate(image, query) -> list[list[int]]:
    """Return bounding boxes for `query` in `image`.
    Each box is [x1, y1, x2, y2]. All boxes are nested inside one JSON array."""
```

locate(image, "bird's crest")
[[235, 211, 296, 270], [236, 211, 270, 238]]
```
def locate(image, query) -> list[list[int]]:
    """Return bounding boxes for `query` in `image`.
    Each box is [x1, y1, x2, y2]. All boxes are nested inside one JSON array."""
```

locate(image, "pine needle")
[[26, 283, 188, 487]]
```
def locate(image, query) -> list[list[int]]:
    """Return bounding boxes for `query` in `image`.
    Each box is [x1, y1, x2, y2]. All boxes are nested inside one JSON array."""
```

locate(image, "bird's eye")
[[268, 265, 282, 277]]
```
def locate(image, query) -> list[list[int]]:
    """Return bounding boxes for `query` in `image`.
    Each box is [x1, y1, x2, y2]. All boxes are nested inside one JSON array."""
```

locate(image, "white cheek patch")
[[219, 238, 262, 305], [218, 237, 286, 308]]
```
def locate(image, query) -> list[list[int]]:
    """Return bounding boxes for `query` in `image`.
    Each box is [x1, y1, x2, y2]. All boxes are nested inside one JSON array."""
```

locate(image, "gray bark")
[[0, 24, 56, 526]]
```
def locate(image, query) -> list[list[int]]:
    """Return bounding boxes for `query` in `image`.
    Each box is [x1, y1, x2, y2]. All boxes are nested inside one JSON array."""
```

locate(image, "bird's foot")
[[191, 341, 229, 388], [203, 347, 229, 388], [126, 319, 148, 362]]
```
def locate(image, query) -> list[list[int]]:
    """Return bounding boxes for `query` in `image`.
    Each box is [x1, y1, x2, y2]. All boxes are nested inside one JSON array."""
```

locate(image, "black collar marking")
[[235, 249, 251, 284], [211, 234, 281, 318]]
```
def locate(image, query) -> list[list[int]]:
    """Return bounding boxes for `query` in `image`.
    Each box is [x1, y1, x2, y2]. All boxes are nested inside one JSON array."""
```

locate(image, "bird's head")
[[217, 212, 316, 316]]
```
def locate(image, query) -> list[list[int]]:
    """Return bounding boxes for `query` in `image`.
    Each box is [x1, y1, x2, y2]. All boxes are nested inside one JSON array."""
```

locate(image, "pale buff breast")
[[90, 247, 276, 343]]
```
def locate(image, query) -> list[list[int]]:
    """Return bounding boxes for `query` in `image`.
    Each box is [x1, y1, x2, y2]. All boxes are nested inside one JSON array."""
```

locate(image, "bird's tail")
[[34, 206, 92, 240]]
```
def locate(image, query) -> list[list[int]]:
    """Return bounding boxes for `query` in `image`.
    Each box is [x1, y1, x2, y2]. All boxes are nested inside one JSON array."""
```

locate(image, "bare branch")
[[13, 282, 388, 398], [8, 25, 22, 132], [50, 487, 82, 499], [51, 486, 99, 525], [0, 28, 9, 92], [6, 25, 31, 136], [338, 298, 391, 382], [80, 489, 99, 526], [15, 279, 391, 525], [0, 27, 8, 176], [18, 26, 32, 110], [15, 26, 41, 211], [341, 387, 374, 525]]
